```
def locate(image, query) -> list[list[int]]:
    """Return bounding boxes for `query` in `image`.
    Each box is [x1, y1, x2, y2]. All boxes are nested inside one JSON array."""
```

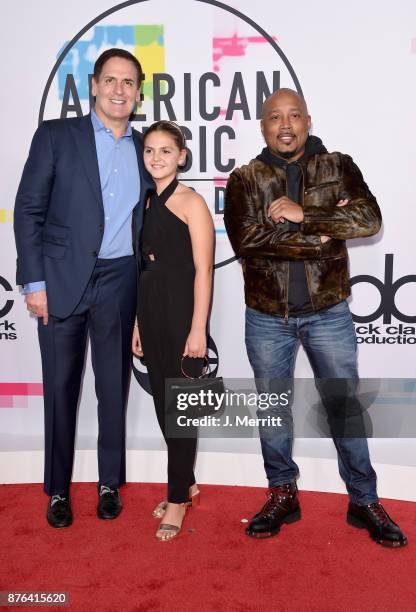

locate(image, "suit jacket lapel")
[[70, 114, 103, 210], [69, 116, 154, 257]]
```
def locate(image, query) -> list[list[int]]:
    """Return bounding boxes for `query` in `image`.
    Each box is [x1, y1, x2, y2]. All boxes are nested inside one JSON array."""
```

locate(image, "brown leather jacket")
[[224, 151, 382, 317]]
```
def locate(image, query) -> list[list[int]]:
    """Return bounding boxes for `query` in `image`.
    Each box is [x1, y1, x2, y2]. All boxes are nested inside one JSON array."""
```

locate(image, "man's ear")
[[307, 115, 312, 130], [91, 77, 98, 97], [260, 119, 264, 137]]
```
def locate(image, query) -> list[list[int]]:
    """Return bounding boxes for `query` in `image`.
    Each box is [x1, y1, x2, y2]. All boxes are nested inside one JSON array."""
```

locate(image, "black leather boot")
[[347, 502, 407, 547], [246, 482, 300, 538]]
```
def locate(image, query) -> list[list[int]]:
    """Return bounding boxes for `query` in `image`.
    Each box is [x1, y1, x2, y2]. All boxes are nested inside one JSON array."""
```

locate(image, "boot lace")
[[259, 485, 291, 518], [368, 503, 390, 526]]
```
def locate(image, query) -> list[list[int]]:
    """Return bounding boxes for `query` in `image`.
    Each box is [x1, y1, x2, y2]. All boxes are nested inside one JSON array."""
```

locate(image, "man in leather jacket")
[[224, 88, 406, 547]]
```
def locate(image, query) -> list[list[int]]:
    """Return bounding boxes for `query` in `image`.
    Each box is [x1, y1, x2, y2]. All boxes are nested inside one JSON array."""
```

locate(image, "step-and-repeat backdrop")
[[1, 0, 415, 498]]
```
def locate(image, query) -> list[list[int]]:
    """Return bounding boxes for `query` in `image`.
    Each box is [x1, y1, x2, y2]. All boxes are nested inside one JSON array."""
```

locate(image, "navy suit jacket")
[[14, 113, 154, 318]]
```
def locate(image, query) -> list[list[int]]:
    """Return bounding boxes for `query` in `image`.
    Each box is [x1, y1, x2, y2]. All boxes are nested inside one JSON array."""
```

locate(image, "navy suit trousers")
[[38, 255, 137, 496]]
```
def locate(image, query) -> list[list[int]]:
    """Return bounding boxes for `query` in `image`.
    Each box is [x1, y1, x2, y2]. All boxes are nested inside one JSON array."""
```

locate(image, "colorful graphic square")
[[135, 25, 165, 98], [0, 383, 43, 408], [57, 25, 165, 102], [0, 209, 13, 223]]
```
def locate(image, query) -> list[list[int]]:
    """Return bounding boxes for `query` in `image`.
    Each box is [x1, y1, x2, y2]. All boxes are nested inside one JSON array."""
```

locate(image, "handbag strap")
[[181, 355, 210, 379]]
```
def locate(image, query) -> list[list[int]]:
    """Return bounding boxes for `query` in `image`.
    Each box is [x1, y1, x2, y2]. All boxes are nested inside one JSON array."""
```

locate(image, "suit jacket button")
[[92, 250, 98, 257]]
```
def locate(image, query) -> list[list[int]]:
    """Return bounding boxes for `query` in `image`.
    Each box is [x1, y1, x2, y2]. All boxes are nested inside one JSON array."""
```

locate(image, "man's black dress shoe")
[[46, 495, 73, 528], [246, 482, 301, 538], [97, 485, 122, 520], [347, 501, 407, 547]]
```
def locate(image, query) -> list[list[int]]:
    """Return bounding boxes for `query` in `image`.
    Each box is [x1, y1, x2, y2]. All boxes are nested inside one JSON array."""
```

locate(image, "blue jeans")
[[245, 300, 378, 505]]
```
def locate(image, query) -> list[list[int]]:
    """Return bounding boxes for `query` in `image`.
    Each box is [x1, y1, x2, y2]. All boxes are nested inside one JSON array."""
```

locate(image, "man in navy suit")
[[14, 48, 154, 528]]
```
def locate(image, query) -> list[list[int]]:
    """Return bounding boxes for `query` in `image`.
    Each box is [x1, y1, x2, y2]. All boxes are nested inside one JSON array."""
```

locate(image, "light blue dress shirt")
[[23, 110, 141, 294]]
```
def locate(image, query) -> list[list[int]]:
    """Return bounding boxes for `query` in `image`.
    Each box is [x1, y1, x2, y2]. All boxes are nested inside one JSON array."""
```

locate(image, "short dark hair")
[[93, 48, 143, 84], [143, 120, 186, 150]]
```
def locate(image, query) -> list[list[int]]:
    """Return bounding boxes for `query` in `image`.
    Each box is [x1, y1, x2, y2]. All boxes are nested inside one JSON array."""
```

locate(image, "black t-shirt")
[[286, 163, 313, 316], [256, 137, 328, 316]]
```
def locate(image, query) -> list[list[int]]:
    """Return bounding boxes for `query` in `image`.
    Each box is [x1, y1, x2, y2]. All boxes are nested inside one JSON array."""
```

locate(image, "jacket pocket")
[[42, 222, 69, 246], [42, 241, 67, 259], [319, 239, 347, 260], [244, 257, 272, 271], [244, 266, 270, 296], [314, 256, 349, 297], [304, 180, 339, 195]]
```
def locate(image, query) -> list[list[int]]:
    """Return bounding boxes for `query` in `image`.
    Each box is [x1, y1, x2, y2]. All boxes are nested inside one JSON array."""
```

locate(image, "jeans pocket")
[[320, 300, 350, 320]]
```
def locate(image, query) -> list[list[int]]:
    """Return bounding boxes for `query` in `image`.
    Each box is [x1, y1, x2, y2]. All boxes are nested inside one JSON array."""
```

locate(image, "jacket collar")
[[257, 135, 328, 168]]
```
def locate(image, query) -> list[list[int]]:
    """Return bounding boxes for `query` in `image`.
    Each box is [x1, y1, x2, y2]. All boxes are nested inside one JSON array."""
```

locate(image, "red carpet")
[[1, 483, 415, 611]]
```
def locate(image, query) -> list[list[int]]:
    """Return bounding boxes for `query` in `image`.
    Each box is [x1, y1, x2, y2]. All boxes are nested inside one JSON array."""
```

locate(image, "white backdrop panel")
[[1, 0, 415, 498]]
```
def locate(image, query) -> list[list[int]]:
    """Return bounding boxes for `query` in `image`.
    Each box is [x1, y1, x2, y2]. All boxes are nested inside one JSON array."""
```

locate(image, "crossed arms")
[[224, 154, 382, 261]]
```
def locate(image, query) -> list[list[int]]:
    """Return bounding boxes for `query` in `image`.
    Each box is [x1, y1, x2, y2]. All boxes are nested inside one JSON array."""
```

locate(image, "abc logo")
[[132, 335, 220, 393], [350, 254, 416, 324], [0, 276, 14, 318]]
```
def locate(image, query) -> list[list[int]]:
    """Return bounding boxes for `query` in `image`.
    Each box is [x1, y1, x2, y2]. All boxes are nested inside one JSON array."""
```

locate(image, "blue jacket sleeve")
[[14, 122, 55, 285]]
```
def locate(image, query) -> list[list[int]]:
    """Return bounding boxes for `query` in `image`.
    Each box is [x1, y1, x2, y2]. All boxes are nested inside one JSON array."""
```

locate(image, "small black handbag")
[[166, 356, 225, 422]]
